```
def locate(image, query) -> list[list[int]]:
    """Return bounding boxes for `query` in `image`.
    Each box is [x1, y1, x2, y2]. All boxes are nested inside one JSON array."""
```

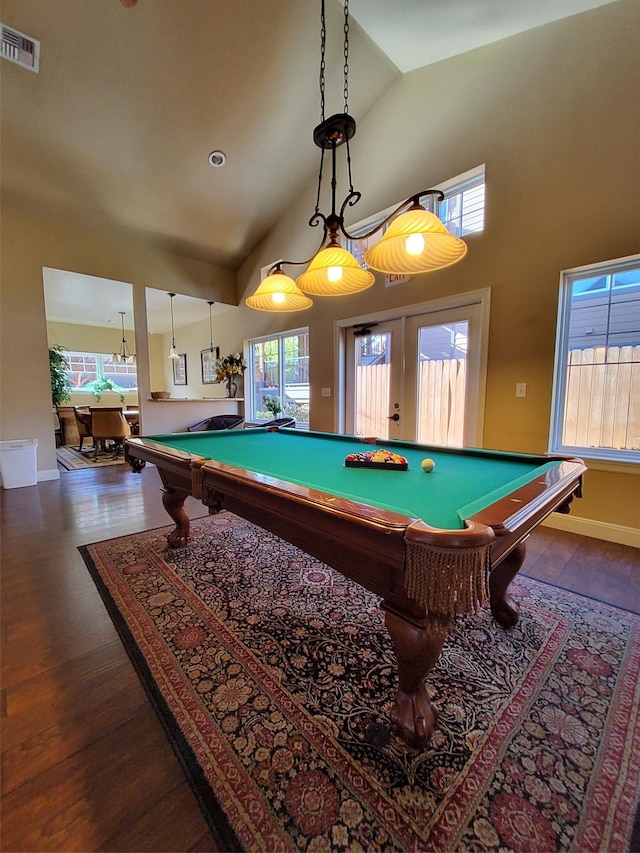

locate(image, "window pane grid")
[[440, 183, 485, 237], [249, 331, 309, 427], [65, 351, 137, 391], [552, 256, 640, 461]]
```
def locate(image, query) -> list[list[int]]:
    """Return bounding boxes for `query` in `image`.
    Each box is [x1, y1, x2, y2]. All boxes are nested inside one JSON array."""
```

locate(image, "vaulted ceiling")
[[2, 0, 621, 274]]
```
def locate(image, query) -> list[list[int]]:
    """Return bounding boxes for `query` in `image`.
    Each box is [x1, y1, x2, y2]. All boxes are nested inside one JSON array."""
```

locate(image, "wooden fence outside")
[[563, 345, 640, 451], [417, 358, 466, 446], [355, 346, 639, 452], [355, 363, 391, 438], [355, 358, 466, 445]]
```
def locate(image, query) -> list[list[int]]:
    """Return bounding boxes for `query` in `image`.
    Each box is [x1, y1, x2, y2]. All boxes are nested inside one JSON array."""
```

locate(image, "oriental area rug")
[[57, 445, 127, 470], [80, 514, 640, 852]]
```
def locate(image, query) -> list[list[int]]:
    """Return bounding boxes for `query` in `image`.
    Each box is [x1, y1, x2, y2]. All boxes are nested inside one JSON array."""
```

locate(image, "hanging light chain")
[[343, 0, 354, 194], [343, 0, 350, 113], [120, 312, 128, 359], [314, 1, 327, 220], [319, 0, 326, 123], [170, 293, 176, 346], [208, 301, 215, 352]]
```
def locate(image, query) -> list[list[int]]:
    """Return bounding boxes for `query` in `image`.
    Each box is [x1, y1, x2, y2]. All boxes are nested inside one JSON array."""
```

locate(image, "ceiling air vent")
[[1, 24, 39, 72]]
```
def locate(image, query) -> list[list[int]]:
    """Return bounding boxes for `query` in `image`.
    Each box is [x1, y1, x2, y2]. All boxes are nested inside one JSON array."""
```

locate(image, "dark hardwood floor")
[[1, 462, 638, 852]]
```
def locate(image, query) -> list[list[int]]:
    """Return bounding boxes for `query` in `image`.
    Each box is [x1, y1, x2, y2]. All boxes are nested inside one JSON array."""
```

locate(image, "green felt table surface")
[[143, 428, 555, 530]]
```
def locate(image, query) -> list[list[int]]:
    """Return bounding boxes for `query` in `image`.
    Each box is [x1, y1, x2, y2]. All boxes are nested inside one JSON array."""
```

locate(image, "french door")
[[344, 302, 485, 446]]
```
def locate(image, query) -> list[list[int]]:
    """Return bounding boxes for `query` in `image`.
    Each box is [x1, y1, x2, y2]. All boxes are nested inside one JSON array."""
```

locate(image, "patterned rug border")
[[79, 517, 640, 852], [79, 539, 240, 853]]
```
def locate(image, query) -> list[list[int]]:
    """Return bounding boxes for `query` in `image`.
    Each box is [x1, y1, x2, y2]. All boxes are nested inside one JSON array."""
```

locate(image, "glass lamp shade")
[[246, 270, 313, 312], [168, 345, 180, 360], [364, 208, 467, 275], [296, 243, 375, 295]]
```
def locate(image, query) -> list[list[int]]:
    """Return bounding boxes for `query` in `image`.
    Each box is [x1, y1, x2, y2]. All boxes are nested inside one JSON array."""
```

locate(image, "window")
[[438, 174, 485, 237], [549, 255, 640, 464], [65, 351, 138, 392], [248, 329, 309, 428], [346, 165, 486, 267]]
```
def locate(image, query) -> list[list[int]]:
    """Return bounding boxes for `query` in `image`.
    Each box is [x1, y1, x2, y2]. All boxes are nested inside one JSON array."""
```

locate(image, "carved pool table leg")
[[161, 488, 190, 548], [383, 608, 449, 748], [489, 540, 526, 628]]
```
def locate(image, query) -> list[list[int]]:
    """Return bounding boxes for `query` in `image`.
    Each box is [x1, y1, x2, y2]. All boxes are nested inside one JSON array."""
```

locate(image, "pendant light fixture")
[[167, 292, 180, 360], [245, 0, 466, 313], [113, 311, 135, 364], [245, 266, 313, 312]]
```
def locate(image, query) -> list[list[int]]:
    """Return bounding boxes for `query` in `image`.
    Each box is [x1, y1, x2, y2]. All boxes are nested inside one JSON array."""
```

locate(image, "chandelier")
[[246, 0, 467, 313], [113, 311, 135, 363]]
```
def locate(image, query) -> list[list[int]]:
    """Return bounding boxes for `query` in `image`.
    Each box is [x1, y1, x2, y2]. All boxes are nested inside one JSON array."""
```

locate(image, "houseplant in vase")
[[215, 352, 247, 398]]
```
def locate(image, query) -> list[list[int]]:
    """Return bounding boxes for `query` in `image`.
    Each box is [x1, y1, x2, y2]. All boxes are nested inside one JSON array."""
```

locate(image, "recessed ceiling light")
[[208, 151, 226, 168]]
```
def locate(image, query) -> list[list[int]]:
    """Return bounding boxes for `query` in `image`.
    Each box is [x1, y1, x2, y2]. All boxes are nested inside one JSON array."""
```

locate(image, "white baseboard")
[[542, 514, 640, 548], [38, 468, 60, 482]]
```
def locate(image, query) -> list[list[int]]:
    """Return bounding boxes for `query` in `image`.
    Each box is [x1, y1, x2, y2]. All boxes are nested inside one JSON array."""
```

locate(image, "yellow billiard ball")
[[421, 458, 435, 472]]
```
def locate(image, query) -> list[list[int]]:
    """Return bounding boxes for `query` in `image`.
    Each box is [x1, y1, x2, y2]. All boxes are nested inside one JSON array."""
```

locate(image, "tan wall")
[[1, 1, 638, 531]]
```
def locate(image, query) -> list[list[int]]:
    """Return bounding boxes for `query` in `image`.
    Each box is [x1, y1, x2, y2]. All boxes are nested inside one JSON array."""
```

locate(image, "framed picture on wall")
[[201, 347, 220, 384], [173, 353, 187, 385]]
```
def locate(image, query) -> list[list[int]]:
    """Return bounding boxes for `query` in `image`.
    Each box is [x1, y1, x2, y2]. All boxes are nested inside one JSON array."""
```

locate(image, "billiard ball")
[[421, 458, 435, 472]]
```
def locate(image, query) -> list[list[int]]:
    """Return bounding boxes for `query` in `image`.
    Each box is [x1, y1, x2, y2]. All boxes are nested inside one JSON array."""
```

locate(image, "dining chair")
[[73, 406, 94, 452], [90, 407, 131, 458]]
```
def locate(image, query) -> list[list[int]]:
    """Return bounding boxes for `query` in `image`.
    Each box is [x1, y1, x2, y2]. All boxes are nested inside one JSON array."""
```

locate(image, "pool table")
[[125, 427, 585, 748]]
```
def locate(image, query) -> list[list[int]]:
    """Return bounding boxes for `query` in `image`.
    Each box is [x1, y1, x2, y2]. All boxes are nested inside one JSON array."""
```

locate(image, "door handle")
[[387, 413, 400, 421]]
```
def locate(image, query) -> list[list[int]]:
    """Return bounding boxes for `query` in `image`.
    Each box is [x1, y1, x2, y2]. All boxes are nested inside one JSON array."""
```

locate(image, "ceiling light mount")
[[208, 150, 226, 168], [245, 0, 467, 313], [313, 113, 356, 149]]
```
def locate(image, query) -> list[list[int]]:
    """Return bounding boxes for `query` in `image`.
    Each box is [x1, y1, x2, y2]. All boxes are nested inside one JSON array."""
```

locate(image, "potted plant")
[[49, 345, 72, 406], [86, 376, 127, 403], [215, 352, 247, 398], [262, 394, 283, 417]]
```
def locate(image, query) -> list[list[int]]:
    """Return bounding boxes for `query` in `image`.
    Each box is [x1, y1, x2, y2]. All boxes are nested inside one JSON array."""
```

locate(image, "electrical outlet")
[[516, 383, 527, 398], [321, 387, 331, 397]]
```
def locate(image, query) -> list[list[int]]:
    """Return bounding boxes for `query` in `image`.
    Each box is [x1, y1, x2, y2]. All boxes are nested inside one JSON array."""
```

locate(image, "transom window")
[[65, 351, 138, 391], [346, 165, 485, 268], [549, 255, 640, 464]]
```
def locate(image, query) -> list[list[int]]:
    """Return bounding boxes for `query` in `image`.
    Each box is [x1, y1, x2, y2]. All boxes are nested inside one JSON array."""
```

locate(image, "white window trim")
[[549, 253, 640, 468], [246, 327, 309, 428]]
